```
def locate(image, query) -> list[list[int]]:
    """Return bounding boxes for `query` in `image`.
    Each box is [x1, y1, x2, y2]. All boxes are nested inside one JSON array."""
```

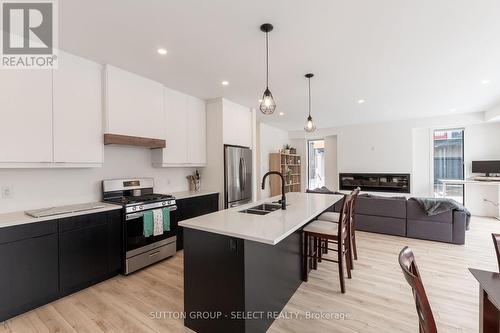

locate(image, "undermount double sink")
[[239, 203, 282, 215]]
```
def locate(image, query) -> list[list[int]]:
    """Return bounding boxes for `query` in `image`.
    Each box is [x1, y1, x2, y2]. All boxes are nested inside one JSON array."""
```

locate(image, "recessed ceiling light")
[[258, 99, 263, 103], [482, 79, 491, 85], [157, 48, 167, 55], [358, 99, 365, 104], [279, 112, 285, 116], [221, 81, 229, 86]]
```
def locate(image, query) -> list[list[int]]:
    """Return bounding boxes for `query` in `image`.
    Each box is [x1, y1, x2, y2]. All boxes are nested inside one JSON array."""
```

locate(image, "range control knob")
[[132, 207, 137, 211], [162, 201, 166, 206], [139, 205, 143, 210]]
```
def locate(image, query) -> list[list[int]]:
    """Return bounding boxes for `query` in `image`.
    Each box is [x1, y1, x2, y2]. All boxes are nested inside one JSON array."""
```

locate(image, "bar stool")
[[317, 187, 360, 265], [303, 196, 352, 293]]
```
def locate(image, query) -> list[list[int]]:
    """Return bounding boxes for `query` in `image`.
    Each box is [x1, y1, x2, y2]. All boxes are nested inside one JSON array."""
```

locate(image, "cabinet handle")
[[32, 232, 54, 239], [149, 251, 160, 257]]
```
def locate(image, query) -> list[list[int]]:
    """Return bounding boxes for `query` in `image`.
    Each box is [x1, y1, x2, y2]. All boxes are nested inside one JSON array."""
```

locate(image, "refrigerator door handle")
[[242, 157, 246, 191], [239, 157, 244, 192]]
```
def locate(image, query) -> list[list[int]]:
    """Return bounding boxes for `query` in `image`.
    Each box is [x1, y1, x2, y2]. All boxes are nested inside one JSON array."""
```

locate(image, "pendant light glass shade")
[[304, 115, 316, 132], [259, 23, 276, 115], [260, 88, 276, 114], [304, 73, 316, 133]]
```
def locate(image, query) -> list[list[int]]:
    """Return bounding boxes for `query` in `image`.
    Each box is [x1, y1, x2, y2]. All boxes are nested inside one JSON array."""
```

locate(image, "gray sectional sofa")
[[406, 199, 466, 245], [307, 188, 468, 244], [354, 195, 467, 245], [355, 196, 407, 237]]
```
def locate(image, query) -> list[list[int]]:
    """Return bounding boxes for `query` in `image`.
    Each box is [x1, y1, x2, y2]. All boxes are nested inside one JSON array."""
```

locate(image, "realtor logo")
[[1, 0, 58, 69]]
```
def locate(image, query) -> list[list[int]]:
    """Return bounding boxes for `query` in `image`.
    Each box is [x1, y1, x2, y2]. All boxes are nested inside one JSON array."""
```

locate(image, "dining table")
[[470, 268, 500, 333]]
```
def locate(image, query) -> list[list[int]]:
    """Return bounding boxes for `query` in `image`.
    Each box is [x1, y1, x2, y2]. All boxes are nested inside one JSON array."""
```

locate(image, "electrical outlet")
[[1, 186, 13, 199]]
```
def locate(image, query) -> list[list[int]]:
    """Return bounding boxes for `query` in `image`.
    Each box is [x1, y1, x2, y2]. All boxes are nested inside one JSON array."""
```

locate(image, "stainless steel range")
[[102, 178, 177, 275]]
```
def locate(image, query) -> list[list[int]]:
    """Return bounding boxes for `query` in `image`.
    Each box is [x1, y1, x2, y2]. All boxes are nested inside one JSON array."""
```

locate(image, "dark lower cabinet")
[[0, 209, 123, 322], [59, 210, 122, 295], [0, 221, 59, 322], [176, 193, 219, 250], [107, 210, 123, 273], [184, 228, 303, 333]]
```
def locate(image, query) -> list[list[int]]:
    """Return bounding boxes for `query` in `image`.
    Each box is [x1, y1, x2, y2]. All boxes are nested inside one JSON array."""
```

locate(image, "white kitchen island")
[[179, 192, 343, 333]]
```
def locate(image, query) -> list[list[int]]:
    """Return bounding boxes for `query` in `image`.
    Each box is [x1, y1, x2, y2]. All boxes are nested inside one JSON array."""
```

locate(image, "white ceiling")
[[60, 0, 500, 130]]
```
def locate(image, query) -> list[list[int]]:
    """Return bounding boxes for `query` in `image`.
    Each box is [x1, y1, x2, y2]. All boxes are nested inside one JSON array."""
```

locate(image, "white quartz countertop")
[[170, 190, 219, 200], [179, 192, 343, 245], [0, 202, 122, 229]]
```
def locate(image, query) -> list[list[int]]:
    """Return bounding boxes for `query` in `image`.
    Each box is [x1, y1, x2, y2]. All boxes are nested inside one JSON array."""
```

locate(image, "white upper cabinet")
[[160, 87, 188, 165], [0, 51, 103, 168], [53, 52, 103, 164], [0, 69, 53, 163], [187, 95, 207, 165], [152, 87, 206, 167], [222, 99, 252, 148], [104, 65, 164, 139]]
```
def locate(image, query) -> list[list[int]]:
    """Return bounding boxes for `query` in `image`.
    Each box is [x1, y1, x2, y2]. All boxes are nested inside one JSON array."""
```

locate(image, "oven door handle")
[[126, 212, 144, 220], [125, 205, 177, 220]]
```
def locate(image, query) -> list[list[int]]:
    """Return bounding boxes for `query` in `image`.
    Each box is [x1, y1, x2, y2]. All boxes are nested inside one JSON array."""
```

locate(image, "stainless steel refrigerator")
[[224, 145, 253, 208]]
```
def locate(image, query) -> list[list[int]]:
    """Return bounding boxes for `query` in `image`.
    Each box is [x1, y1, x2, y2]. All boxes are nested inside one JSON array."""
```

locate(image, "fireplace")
[[339, 173, 411, 193]]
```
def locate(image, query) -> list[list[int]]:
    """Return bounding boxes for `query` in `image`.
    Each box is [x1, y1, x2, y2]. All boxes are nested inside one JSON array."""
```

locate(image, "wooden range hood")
[[104, 134, 166, 149]]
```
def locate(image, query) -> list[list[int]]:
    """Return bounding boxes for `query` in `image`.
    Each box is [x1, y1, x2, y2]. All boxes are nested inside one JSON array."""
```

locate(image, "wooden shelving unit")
[[269, 153, 302, 196]]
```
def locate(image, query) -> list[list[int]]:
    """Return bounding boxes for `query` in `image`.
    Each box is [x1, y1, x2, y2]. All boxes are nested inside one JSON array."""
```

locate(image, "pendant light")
[[259, 23, 276, 114], [304, 73, 316, 132]]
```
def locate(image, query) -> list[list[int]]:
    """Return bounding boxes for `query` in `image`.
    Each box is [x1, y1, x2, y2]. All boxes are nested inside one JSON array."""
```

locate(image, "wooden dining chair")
[[316, 187, 361, 267], [492, 233, 500, 271], [303, 196, 352, 293], [347, 187, 360, 265], [398, 246, 438, 333]]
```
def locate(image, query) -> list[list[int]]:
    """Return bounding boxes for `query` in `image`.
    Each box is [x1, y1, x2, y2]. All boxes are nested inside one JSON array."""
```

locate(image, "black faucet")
[[261, 171, 286, 210]]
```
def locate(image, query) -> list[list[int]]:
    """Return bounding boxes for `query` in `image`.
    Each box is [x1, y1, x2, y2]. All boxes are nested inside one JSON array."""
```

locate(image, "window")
[[307, 140, 325, 189], [433, 129, 464, 204]]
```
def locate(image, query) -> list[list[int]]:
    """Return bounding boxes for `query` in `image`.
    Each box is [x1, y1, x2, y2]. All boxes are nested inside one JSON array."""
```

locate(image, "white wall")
[[204, 99, 225, 209], [290, 120, 419, 175], [289, 111, 500, 216], [287, 137, 337, 192], [204, 98, 256, 208], [464, 122, 500, 216], [412, 121, 500, 215], [336, 123, 413, 174], [289, 121, 416, 193], [324, 135, 338, 191], [465, 122, 500, 173], [290, 112, 487, 177], [411, 128, 432, 196], [223, 99, 253, 148], [0, 146, 198, 214], [258, 123, 289, 199]]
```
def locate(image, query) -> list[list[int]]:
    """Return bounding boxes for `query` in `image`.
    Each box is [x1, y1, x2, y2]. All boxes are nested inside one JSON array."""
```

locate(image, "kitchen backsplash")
[[0, 146, 198, 214]]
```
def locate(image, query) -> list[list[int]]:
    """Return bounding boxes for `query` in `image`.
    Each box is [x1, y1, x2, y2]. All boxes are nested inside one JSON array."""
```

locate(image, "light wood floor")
[[1, 216, 499, 333]]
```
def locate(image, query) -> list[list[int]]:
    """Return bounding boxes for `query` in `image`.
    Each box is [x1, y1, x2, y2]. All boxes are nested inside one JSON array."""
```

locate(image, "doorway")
[[307, 139, 325, 190]]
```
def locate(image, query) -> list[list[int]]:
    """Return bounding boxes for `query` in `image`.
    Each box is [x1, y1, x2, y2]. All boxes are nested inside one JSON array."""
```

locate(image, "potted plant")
[[287, 170, 293, 184], [284, 144, 291, 155]]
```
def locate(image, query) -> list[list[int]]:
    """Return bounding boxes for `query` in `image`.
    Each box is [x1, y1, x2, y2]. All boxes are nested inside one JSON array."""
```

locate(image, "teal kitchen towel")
[[143, 210, 154, 237], [162, 207, 170, 231]]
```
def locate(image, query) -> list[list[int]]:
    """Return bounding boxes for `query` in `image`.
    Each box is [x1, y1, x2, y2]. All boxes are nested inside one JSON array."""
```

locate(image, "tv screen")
[[472, 160, 500, 174]]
